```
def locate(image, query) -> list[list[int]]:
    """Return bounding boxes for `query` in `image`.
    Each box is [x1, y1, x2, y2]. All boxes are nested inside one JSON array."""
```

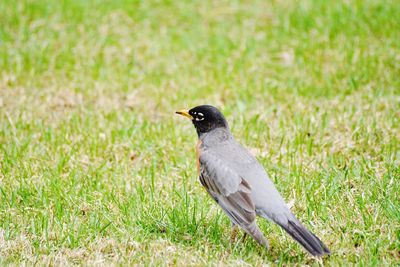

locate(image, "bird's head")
[[176, 105, 229, 137]]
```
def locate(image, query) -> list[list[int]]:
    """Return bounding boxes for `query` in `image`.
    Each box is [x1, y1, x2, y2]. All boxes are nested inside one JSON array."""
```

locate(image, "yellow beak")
[[175, 109, 193, 120]]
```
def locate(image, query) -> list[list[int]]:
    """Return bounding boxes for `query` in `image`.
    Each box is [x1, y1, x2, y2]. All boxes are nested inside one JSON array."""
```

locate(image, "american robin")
[[176, 105, 330, 257]]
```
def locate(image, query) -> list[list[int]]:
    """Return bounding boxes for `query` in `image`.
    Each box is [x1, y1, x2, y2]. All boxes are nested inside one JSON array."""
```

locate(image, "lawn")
[[0, 0, 399, 265]]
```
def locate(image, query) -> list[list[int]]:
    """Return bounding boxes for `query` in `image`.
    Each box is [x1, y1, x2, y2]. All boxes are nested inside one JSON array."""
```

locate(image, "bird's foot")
[[230, 225, 239, 243], [230, 225, 248, 244]]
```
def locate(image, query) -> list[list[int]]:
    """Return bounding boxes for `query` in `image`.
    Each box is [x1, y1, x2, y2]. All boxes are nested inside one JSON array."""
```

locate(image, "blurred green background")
[[0, 0, 399, 265]]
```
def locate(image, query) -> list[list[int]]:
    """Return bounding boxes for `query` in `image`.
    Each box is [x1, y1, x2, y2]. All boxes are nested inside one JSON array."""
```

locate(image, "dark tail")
[[278, 219, 330, 257]]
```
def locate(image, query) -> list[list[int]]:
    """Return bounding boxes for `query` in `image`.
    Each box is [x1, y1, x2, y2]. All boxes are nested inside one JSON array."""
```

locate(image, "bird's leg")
[[230, 223, 239, 243], [241, 232, 248, 242]]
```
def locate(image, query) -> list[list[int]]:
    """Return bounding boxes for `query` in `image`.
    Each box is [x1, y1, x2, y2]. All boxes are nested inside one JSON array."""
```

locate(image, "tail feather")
[[245, 222, 269, 248], [279, 219, 330, 257]]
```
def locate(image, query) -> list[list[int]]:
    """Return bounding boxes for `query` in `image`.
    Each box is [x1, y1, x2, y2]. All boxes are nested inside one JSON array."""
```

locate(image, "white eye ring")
[[195, 116, 204, 121]]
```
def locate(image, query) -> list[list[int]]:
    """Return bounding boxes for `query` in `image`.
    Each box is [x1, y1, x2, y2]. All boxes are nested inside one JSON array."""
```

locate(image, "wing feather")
[[199, 151, 256, 226]]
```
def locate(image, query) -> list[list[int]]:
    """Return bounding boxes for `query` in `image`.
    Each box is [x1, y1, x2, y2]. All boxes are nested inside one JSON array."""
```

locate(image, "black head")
[[176, 105, 229, 136]]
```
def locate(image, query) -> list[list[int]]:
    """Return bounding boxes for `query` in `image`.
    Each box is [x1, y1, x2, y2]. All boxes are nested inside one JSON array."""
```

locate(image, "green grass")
[[0, 0, 399, 265]]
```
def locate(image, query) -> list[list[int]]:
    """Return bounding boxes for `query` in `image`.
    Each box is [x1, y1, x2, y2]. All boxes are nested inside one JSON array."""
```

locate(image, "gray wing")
[[199, 150, 268, 246], [199, 151, 255, 226]]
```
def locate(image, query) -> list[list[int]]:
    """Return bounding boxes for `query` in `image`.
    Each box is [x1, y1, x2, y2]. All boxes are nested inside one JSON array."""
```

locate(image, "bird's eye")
[[195, 113, 204, 121]]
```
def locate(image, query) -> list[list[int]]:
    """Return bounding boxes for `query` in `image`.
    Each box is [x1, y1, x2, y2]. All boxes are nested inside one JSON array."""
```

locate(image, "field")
[[0, 0, 399, 265]]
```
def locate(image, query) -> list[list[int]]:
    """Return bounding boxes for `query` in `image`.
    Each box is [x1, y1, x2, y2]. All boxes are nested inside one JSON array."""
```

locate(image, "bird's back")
[[200, 129, 292, 222]]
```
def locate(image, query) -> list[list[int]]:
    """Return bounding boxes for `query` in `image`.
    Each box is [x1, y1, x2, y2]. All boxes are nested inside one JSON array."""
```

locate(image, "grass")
[[0, 0, 399, 265]]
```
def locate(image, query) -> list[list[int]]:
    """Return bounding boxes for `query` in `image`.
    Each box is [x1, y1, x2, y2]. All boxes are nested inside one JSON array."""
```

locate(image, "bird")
[[176, 105, 330, 257]]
